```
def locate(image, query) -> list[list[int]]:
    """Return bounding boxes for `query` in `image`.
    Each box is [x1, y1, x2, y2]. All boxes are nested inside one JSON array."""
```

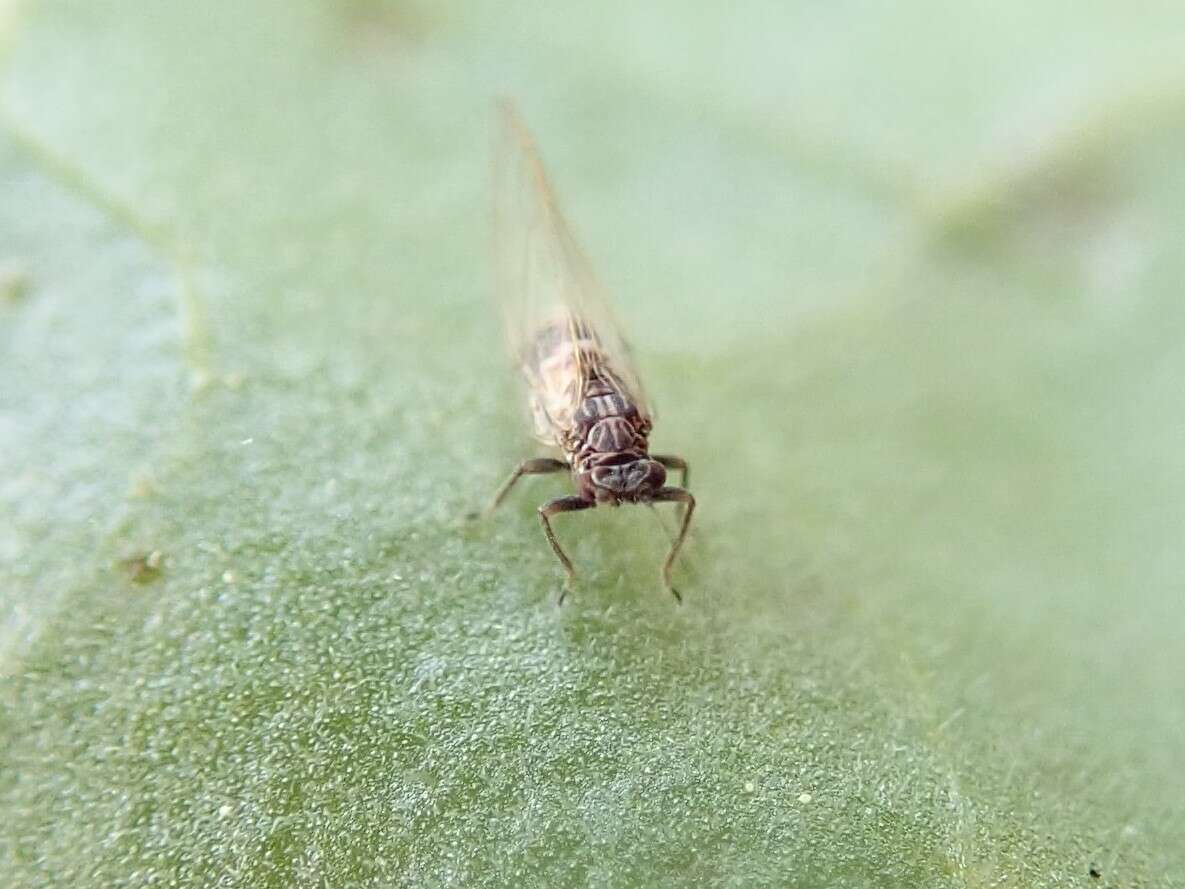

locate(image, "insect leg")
[[652, 455, 690, 522], [651, 454, 690, 491], [482, 458, 568, 517], [538, 495, 594, 604], [651, 487, 696, 603]]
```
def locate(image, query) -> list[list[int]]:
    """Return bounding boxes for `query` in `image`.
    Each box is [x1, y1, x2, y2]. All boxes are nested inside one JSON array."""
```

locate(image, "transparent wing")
[[494, 100, 652, 445]]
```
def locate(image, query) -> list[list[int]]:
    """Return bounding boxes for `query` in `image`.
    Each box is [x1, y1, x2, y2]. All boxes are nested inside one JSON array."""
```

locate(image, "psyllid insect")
[[482, 101, 695, 603]]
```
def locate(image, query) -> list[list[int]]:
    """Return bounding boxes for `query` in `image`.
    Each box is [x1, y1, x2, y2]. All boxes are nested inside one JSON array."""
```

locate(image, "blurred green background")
[[2, 1, 1184, 886]]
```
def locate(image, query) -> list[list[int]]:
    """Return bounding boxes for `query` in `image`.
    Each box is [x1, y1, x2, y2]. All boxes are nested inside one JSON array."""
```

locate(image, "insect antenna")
[[647, 500, 702, 579], [646, 502, 677, 545]]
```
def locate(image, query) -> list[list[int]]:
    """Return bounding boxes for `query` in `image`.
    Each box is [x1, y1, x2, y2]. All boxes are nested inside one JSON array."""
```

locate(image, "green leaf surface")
[[3, 1, 1184, 886]]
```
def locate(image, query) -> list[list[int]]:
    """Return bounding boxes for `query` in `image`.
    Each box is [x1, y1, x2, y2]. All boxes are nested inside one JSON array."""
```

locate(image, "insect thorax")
[[567, 372, 651, 472]]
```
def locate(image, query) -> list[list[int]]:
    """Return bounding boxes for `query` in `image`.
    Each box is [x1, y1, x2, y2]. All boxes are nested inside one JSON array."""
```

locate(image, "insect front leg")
[[481, 457, 569, 518], [651, 454, 690, 491], [538, 495, 594, 604], [652, 455, 690, 523], [651, 487, 696, 603]]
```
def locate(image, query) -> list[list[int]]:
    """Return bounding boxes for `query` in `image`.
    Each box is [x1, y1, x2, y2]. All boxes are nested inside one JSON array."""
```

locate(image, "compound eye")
[[647, 461, 667, 489]]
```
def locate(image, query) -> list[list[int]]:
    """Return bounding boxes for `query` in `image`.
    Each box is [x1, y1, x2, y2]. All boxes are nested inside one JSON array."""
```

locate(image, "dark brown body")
[[484, 325, 694, 602], [566, 369, 664, 505]]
